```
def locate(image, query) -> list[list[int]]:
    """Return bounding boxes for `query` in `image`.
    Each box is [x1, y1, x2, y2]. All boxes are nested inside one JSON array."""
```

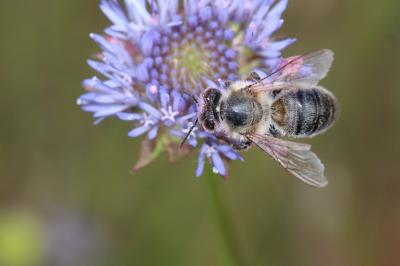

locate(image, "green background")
[[1, 0, 400, 265]]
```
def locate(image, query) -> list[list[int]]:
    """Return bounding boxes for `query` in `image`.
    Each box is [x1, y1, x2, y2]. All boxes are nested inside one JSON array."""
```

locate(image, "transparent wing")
[[247, 133, 328, 188], [249, 49, 334, 92]]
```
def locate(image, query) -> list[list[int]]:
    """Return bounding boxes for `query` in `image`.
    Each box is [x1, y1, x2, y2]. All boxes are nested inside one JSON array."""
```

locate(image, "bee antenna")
[[182, 92, 198, 104], [180, 119, 198, 149], [191, 95, 198, 104]]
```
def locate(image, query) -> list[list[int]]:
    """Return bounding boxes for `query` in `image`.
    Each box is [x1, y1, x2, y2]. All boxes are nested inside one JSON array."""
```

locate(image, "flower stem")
[[206, 172, 244, 266]]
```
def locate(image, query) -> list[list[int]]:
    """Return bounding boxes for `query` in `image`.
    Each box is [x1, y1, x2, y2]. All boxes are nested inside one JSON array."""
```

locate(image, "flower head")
[[78, 0, 295, 177]]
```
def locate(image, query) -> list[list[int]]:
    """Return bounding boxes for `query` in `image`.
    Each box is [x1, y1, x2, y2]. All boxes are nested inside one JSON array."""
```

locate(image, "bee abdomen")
[[273, 88, 337, 137]]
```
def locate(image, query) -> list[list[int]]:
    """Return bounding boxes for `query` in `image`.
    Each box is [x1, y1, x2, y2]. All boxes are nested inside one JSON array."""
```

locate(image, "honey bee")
[[183, 49, 338, 187]]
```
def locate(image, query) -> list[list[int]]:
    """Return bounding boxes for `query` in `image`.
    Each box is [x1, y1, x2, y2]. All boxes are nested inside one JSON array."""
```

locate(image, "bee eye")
[[204, 119, 215, 131]]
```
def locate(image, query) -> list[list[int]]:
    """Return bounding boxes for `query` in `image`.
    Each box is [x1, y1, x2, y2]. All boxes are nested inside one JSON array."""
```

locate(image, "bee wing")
[[247, 133, 328, 188], [250, 49, 334, 92]]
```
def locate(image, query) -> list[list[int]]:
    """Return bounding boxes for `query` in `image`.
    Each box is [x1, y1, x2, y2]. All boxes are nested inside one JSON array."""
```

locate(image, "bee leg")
[[223, 80, 232, 87], [232, 139, 252, 150], [246, 71, 261, 82]]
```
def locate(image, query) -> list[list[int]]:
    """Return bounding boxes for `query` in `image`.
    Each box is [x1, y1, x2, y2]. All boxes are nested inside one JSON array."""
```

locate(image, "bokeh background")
[[1, 0, 400, 265]]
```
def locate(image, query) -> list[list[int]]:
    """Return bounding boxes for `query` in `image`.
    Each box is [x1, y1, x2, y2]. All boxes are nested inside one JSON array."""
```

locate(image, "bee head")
[[198, 88, 222, 132]]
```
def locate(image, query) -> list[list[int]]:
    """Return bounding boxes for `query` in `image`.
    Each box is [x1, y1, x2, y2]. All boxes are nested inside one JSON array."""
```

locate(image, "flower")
[[77, 0, 295, 177]]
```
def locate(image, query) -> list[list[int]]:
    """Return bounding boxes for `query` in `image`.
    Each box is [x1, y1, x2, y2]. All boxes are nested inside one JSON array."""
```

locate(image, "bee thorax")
[[221, 92, 263, 132]]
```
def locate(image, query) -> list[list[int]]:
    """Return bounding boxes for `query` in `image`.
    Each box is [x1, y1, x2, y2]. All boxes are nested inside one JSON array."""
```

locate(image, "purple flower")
[[77, 0, 295, 177], [196, 142, 244, 177]]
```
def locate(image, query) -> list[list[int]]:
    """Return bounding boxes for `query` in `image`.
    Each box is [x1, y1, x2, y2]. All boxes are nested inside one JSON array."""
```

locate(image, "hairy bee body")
[[193, 49, 338, 187], [269, 87, 337, 138], [199, 80, 338, 150], [220, 87, 263, 133]]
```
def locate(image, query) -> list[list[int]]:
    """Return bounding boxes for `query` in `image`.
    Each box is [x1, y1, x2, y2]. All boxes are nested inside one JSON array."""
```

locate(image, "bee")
[[182, 49, 338, 187]]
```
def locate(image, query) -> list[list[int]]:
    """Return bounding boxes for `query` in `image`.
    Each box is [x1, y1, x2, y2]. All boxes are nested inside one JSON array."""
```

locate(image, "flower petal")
[[100, 0, 128, 26], [138, 102, 162, 118], [211, 152, 226, 176], [128, 125, 150, 138], [116, 112, 143, 121], [196, 145, 207, 177], [147, 126, 159, 140]]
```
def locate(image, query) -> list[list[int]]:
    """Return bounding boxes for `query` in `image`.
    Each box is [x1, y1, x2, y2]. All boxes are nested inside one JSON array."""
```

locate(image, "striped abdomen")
[[270, 87, 338, 137]]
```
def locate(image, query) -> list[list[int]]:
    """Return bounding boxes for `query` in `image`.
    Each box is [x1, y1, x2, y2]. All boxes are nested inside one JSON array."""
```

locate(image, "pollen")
[[173, 43, 207, 78]]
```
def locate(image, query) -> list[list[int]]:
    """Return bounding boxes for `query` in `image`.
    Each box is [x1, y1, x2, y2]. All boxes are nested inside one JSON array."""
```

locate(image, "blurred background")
[[0, 0, 399, 265]]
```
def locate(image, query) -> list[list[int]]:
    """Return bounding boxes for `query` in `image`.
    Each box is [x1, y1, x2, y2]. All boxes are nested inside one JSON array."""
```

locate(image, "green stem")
[[206, 172, 244, 266]]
